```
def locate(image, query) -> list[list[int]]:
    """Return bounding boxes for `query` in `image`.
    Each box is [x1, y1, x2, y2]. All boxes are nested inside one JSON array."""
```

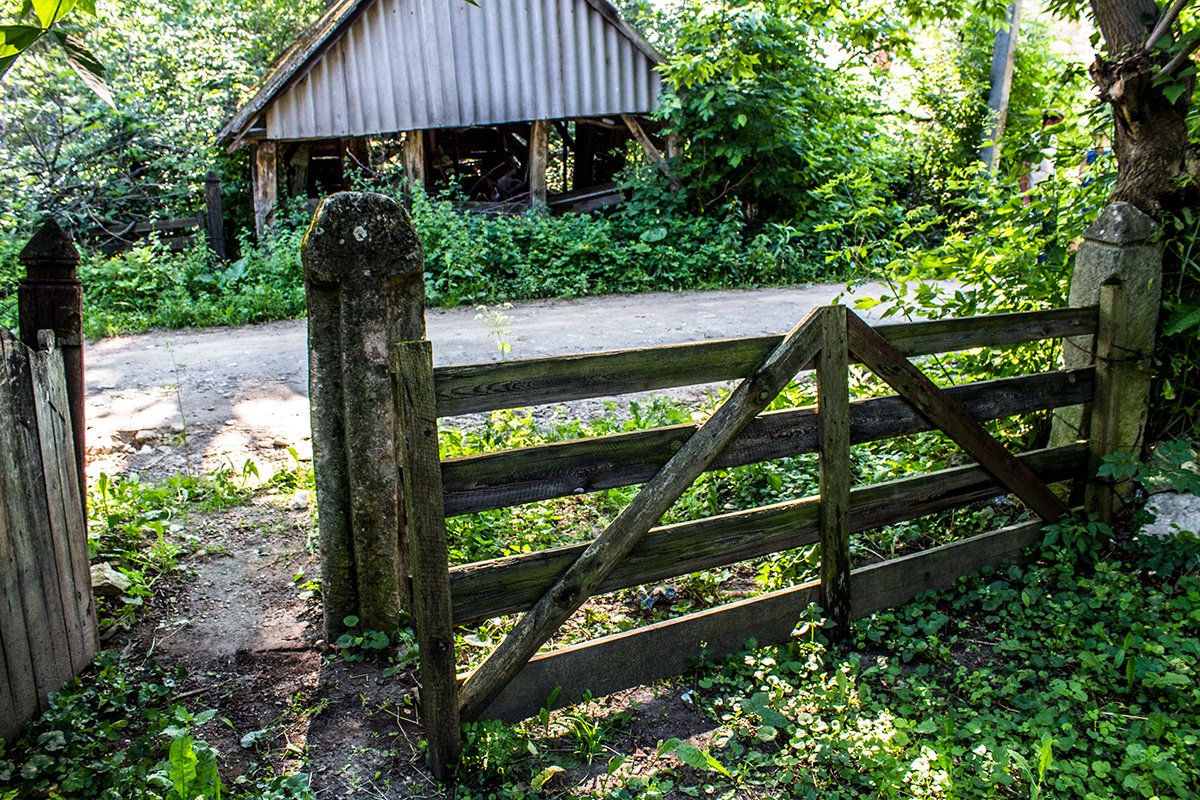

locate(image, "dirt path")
[[84, 282, 891, 480]]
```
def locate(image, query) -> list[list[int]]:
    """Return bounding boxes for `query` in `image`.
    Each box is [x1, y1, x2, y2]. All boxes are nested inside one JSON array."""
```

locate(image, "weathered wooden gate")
[[0, 330, 96, 743], [303, 194, 1157, 777]]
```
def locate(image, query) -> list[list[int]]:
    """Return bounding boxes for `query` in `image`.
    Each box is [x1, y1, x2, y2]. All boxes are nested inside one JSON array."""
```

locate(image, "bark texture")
[[1090, 0, 1196, 215]]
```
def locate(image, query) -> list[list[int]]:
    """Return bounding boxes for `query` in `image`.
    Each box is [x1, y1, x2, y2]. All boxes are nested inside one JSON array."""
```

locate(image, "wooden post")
[[817, 306, 851, 634], [1051, 202, 1162, 491], [620, 114, 682, 190], [302, 192, 426, 637], [203, 171, 227, 260], [1086, 282, 1124, 522], [394, 340, 461, 777], [458, 308, 825, 721], [529, 120, 549, 208], [18, 220, 85, 514], [403, 131, 426, 193], [253, 140, 278, 237]]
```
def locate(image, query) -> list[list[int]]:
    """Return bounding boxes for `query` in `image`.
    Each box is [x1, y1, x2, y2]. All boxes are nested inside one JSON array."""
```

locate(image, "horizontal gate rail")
[[480, 518, 1052, 722], [447, 443, 1086, 625], [442, 367, 1095, 515], [433, 306, 1097, 417]]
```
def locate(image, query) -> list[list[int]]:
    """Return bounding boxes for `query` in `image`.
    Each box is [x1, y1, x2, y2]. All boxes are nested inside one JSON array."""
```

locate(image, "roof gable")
[[219, 0, 663, 146]]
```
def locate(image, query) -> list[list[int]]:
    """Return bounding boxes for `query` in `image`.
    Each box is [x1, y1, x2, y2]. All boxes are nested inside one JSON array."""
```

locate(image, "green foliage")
[[0, 0, 321, 234], [333, 615, 392, 662], [88, 467, 254, 629], [409, 185, 836, 309], [78, 218, 306, 338], [649, 0, 891, 221], [0, 653, 312, 800], [684, 545, 1200, 798], [1152, 209, 1200, 435]]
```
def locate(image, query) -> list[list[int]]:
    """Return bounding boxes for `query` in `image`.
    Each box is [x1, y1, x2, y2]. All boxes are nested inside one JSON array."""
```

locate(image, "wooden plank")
[[442, 368, 1095, 515], [394, 341, 461, 777], [818, 306, 852, 633], [30, 340, 96, 672], [620, 114, 681, 190], [253, 140, 277, 236], [482, 518, 1047, 722], [0, 338, 37, 742], [448, 443, 1086, 625], [0, 334, 72, 713], [433, 306, 1098, 417], [403, 131, 426, 190], [130, 216, 201, 235], [529, 120, 549, 208], [1085, 283, 1121, 522], [457, 309, 826, 721], [847, 313, 1069, 522]]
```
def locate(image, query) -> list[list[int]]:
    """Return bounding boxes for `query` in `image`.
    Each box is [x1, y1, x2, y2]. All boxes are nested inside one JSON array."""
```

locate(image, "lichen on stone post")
[[302, 192, 426, 637]]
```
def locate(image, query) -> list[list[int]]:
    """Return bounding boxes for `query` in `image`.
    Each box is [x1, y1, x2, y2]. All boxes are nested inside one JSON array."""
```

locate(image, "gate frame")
[[303, 195, 1159, 777]]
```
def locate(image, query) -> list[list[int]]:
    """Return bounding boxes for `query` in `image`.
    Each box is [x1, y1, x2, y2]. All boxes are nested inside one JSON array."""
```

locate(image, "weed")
[[0, 653, 312, 800]]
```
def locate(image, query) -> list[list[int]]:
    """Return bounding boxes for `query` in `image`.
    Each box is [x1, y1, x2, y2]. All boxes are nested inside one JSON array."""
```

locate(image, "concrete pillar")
[[1052, 202, 1162, 513], [302, 192, 426, 636]]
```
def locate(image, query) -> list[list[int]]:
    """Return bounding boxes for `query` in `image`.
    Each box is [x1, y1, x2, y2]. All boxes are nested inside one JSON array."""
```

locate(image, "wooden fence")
[[302, 194, 1157, 778], [0, 330, 96, 743], [96, 172, 227, 259]]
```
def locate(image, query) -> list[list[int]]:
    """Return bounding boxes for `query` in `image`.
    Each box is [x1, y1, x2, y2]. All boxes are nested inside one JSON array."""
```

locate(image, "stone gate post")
[[302, 192, 426, 636], [1052, 202, 1163, 518]]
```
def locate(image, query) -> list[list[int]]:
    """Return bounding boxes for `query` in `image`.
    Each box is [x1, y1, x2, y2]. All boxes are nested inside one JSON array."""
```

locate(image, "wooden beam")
[[253, 140, 278, 237], [403, 131, 426, 191], [529, 120, 550, 208], [457, 308, 825, 721], [621, 114, 681, 190], [433, 306, 1098, 417], [481, 518, 1049, 721], [817, 306, 851, 634], [1086, 282, 1123, 522], [440, 368, 1095, 516], [395, 341, 461, 777], [846, 312, 1069, 522], [203, 172, 227, 260]]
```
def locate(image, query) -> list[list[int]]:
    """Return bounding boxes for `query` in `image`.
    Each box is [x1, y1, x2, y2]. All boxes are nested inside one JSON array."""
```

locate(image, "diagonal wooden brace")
[[845, 313, 1068, 522], [457, 307, 828, 721]]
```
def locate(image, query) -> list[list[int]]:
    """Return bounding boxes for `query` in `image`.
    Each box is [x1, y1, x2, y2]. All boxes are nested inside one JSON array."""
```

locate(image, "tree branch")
[[1144, 0, 1190, 53], [1156, 35, 1200, 79]]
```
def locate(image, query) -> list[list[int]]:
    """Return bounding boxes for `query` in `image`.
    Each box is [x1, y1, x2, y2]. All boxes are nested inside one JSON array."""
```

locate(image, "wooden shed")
[[217, 0, 672, 233]]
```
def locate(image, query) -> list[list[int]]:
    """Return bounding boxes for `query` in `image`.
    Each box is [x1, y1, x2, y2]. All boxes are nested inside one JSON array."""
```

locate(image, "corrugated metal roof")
[[218, 0, 663, 147]]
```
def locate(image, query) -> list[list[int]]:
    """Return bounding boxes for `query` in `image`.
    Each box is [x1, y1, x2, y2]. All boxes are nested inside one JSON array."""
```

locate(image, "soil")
[[96, 284, 889, 797]]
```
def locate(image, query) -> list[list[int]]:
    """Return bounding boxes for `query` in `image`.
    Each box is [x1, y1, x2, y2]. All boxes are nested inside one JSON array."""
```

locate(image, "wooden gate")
[[399, 300, 1113, 774], [302, 193, 1145, 778]]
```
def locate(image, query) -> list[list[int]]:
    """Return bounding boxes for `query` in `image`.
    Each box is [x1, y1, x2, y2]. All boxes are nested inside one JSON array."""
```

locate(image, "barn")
[[217, 0, 672, 233]]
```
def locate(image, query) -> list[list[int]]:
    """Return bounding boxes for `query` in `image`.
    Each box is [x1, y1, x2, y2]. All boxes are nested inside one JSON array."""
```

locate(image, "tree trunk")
[[1090, 0, 1196, 216]]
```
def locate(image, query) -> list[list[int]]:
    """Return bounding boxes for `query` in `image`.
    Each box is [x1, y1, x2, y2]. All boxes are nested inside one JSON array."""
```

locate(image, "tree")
[[1087, 0, 1198, 215], [1082, 0, 1200, 434]]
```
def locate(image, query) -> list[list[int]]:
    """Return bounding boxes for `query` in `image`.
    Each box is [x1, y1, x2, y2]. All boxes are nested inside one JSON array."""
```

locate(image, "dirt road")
[[84, 282, 891, 479]]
